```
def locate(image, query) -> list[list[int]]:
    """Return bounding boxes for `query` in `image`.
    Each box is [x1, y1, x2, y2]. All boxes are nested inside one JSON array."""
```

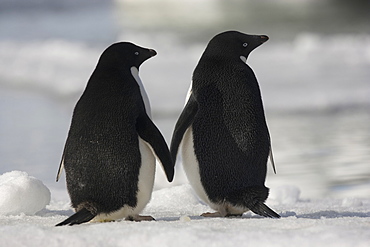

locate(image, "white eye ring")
[[134, 51, 139, 55], [243, 43, 248, 47]]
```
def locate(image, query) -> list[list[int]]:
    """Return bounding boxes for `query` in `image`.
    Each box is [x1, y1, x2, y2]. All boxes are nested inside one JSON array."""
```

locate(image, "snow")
[[0, 171, 50, 216], [0, 176, 369, 247]]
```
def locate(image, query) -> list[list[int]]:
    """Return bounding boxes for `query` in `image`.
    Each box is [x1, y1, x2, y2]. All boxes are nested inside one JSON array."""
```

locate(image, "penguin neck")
[[194, 55, 258, 97], [130, 66, 152, 118]]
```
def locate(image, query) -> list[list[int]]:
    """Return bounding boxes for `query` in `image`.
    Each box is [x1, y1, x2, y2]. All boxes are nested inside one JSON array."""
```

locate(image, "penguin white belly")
[[131, 66, 151, 118], [135, 137, 156, 212], [181, 127, 215, 208], [93, 137, 156, 222]]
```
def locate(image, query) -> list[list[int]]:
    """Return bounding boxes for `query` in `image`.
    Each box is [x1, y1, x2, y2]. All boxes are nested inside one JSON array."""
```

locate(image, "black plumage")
[[171, 31, 279, 218], [56, 42, 173, 226]]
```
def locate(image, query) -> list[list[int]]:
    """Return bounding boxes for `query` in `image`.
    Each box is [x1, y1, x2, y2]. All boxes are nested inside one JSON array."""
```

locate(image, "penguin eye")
[[134, 51, 139, 55], [243, 43, 248, 47]]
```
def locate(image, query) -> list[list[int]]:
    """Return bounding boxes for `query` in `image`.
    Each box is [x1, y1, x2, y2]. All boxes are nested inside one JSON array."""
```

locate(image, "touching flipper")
[[170, 93, 198, 162], [55, 208, 96, 226], [136, 112, 174, 182]]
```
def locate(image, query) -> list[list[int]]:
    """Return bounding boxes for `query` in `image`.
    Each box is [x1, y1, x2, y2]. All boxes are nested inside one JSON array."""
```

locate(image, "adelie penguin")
[[55, 42, 174, 226], [171, 31, 280, 218]]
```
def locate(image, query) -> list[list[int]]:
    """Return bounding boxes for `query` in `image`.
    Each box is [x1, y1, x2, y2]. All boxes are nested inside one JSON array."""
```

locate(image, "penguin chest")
[[93, 137, 155, 222], [135, 137, 156, 211], [181, 127, 213, 207], [131, 66, 151, 117]]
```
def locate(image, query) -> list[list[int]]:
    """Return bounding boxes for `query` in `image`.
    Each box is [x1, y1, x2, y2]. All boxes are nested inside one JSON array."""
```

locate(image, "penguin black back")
[[56, 42, 174, 226], [193, 31, 270, 197], [171, 31, 279, 218]]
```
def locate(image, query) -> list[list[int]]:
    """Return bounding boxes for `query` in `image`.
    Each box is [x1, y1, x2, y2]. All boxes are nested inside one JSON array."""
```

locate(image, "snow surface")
[[0, 174, 369, 247], [0, 171, 50, 216]]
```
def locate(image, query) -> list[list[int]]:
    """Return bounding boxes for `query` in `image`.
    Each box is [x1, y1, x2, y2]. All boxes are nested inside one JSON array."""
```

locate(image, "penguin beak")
[[259, 35, 269, 44], [148, 49, 157, 57]]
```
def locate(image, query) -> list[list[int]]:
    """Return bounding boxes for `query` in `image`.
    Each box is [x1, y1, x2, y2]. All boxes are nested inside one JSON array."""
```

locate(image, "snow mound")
[[0, 171, 51, 215]]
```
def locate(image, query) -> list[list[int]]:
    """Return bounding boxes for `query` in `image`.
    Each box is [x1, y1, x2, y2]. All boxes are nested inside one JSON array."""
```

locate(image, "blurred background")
[[0, 0, 369, 201]]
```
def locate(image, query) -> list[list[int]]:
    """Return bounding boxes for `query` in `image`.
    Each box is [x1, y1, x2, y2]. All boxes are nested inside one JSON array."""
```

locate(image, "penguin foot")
[[95, 219, 115, 223], [125, 215, 155, 222], [225, 213, 243, 217], [201, 211, 223, 217], [201, 211, 243, 217]]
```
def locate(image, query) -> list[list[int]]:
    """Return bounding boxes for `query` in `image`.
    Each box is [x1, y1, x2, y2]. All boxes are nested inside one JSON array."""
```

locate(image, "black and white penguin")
[[171, 31, 279, 218], [55, 42, 174, 226]]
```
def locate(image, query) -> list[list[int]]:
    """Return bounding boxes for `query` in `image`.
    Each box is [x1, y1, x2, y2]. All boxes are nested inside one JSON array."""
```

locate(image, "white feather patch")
[[181, 127, 213, 207], [185, 82, 192, 105], [240, 56, 247, 63], [56, 157, 64, 182], [130, 66, 152, 118], [93, 137, 156, 222]]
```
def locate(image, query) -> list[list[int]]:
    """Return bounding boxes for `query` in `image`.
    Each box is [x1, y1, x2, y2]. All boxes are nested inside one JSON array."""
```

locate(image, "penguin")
[[55, 42, 174, 226], [170, 31, 280, 218]]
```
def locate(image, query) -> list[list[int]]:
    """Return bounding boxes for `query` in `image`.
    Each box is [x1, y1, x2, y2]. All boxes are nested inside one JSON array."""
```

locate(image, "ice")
[[0, 32, 369, 113], [0, 171, 51, 215], [0, 40, 99, 96]]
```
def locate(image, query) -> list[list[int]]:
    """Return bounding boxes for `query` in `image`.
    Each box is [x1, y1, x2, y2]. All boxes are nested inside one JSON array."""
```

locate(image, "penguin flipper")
[[136, 113, 174, 182], [170, 93, 198, 162], [55, 208, 96, 226]]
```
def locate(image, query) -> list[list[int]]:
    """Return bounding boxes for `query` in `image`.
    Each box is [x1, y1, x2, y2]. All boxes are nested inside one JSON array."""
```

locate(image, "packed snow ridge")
[[0, 171, 50, 216]]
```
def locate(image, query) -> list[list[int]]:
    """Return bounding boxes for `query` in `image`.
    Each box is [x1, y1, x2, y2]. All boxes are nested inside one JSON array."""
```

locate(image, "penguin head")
[[205, 31, 268, 62], [98, 42, 157, 69]]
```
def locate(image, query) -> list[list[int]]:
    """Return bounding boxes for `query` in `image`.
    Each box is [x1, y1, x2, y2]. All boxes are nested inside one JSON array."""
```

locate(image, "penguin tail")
[[248, 201, 281, 218], [56, 208, 96, 226], [56, 203, 98, 226], [226, 186, 280, 219]]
